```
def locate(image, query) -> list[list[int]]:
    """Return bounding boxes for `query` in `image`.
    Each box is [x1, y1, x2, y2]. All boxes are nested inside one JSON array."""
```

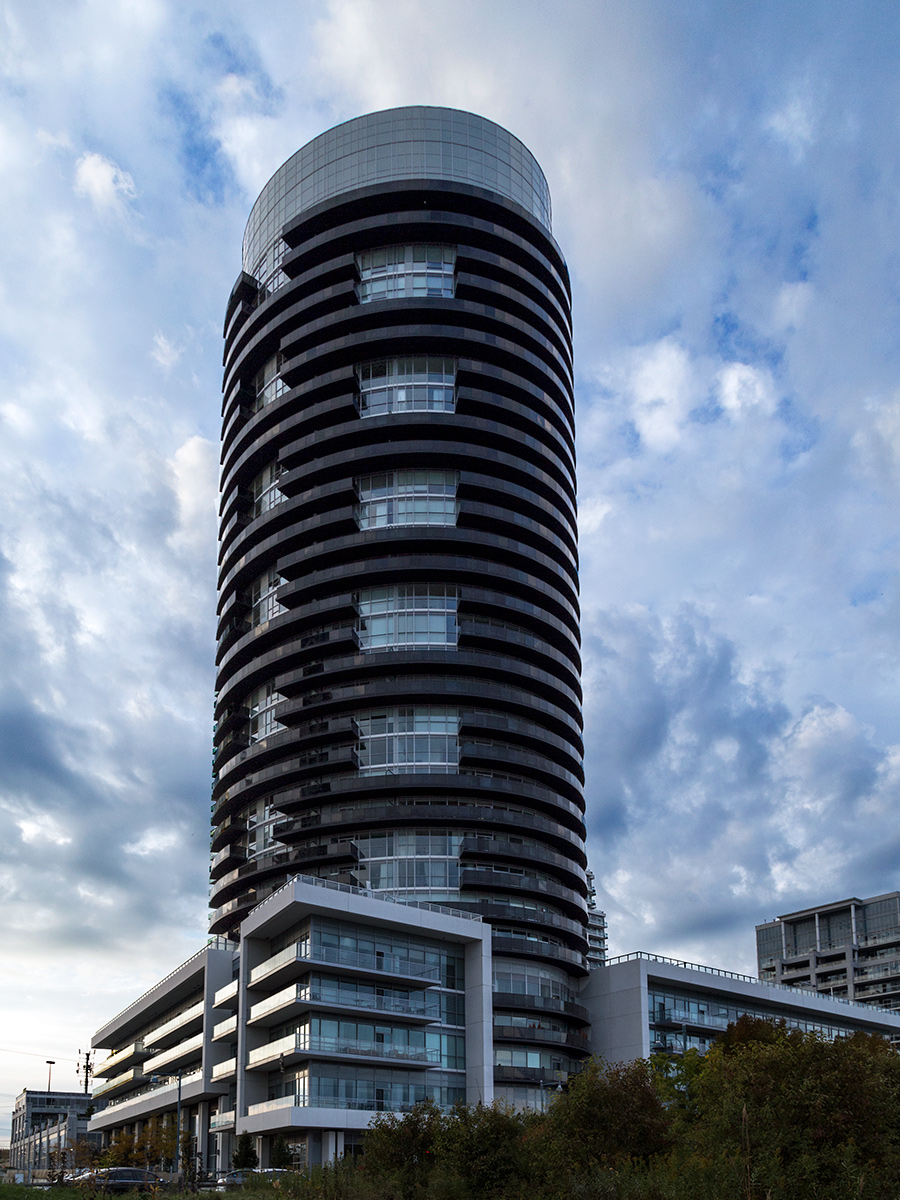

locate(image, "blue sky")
[[1, 0, 899, 1143]]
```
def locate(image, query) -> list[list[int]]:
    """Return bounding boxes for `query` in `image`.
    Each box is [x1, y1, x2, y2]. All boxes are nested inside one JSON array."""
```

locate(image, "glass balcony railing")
[[248, 1032, 439, 1067], [247, 1094, 421, 1116], [211, 1057, 237, 1080], [143, 1000, 205, 1047], [250, 942, 441, 987], [248, 983, 439, 1024]]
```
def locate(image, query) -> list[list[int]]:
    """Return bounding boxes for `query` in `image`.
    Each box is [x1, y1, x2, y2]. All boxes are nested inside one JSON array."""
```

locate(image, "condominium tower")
[[209, 107, 589, 1103]]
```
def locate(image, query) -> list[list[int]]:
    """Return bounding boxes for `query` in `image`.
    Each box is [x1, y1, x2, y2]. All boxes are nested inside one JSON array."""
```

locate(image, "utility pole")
[[46, 1061, 55, 1091], [76, 1049, 95, 1095]]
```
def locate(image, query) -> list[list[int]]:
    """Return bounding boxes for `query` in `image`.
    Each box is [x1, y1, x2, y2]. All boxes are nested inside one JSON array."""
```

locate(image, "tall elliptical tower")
[[211, 107, 589, 1104]]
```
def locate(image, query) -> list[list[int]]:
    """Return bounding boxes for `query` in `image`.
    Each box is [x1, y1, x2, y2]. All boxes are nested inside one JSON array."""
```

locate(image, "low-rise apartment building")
[[586, 951, 900, 1064], [9, 1090, 98, 1177], [90, 875, 491, 1171]]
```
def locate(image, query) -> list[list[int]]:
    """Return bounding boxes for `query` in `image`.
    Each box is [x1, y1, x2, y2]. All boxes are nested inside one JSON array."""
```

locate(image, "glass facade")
[[357, 356, 456, 416], [357, 245, 455, 302], [357, 707, 460, 774], [250, 461, 283, 518], [251, 353, 286, 414], [357, 584, 458, 651], [242, 107, 553, 277], [248, 568, 284, 628], [356, 470, 458, 529], [246, 681, 284, 743]]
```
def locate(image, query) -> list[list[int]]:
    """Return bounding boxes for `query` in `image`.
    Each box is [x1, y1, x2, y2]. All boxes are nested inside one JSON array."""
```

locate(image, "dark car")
[[74, 1168, 170, 1192], [216, 1169, 292, 1189]]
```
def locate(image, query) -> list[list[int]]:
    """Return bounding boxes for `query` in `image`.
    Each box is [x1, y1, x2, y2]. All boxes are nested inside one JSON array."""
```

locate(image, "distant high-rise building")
[[210, 106, 590, 1105], [756, 892, 900, 1021]]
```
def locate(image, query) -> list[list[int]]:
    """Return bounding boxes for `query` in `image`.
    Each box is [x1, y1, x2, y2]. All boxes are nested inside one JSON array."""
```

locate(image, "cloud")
[[74, 151, 137, 220], [167, 435, 218, 555], [152, 332, 183, 369]]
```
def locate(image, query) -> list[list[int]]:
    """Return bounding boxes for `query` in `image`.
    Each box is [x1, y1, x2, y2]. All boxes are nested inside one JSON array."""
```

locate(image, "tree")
[[270, 1135, 293, 1169], [232, 1131, 259, 1170], [542, 1057, 671, 1176], [103, 1131, 137, 1166], [680, 1023, 900, 1199], [436, 1100, 532, 1199], [361, 1099, 444, 1199]]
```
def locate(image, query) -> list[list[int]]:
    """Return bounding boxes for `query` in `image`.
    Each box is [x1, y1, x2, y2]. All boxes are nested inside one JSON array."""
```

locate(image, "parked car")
[[216, 1169, 293, 1189], [64, 1167, 170, 1192]]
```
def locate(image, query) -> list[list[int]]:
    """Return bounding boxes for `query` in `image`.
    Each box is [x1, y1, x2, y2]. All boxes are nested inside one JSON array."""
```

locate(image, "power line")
[[0, 1048, 78, 1063]]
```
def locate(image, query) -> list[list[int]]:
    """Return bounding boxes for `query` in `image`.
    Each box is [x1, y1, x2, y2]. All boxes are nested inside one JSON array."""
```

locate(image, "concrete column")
[[464, 936, 493, 1105]]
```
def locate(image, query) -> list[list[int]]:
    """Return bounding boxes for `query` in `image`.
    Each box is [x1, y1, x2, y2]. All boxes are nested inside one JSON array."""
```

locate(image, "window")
[[251, 353, 286, 414], [357, 245, 455, 302], [250, 462, 284, 518], [356, 707, 459, 774], [246, 681, 285, 743], [357, 356, 456, 416], [251, 238, 288, 298], [357, 584, 458, 651], [248, 568, 285, 628], [356, 470, 458, 529]]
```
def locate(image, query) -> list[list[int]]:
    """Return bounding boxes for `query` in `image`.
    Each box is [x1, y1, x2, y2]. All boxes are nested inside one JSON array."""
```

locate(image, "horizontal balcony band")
[[268, 801, 585, 857], [144, 1032, 204, 1076], [142, 1000, 205, 1050], [490, 934, 588, 974], [493, 1025, 592, 1054], [209, 842, 360, 907], [277, 429, 575, 531], [278, 183, 569, 302], [94, 1041, 152, 1079], [93, 1067, 149, 1100], [249, 943, 442, 991], [275, 298, 573, 415], [211, 1057, 237, 1081], [248, 984, 441, 1028], [277, 197, 570, 326], [493, 991, 589, 1025], [214, 764, 586, 837], [460, 868, 587, 922], [213, 980, 239, 1010], [275, 407, 576, 507], [237, 672, 582, 753], [220, 371, 575, 510], [212, 1015, 238, 1041], [210, 844, 247, 880], [221, 764, 584, 826], [209, 816, 247, 853], [493, 1065, 571, 1085], [225, 306, 573, 453], [246, 1032, 439, 1070], [470, 901, 588, 950], [460, 836, 587, 890]]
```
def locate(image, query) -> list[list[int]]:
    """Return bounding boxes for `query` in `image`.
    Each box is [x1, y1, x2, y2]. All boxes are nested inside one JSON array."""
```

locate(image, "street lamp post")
[[46, 1061, 55, 1091], [174, 1069, 183, 1175], [150, 1067, 184, 1176]]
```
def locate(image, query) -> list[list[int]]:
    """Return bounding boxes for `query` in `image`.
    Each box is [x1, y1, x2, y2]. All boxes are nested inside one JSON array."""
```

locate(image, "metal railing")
[[248, 1032, 440, 1067], [606, 952, 900, 1014], [253, 871, 481, 922]]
